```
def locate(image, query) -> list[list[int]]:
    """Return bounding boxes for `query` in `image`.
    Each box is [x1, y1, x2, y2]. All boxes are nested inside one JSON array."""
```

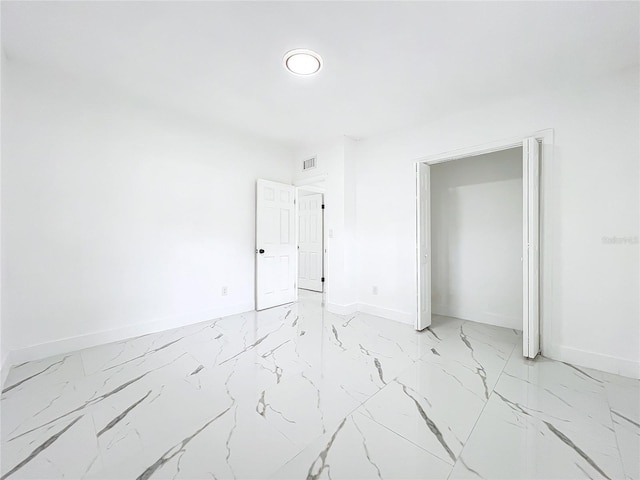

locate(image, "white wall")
[[355, 68, 639, 378], [430, 148, 523, 330], [293, 137, 358, 313], [1, 59, 293, 363]]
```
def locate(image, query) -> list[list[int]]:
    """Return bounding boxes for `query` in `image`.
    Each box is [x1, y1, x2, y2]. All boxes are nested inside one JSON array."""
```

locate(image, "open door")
[[298, 193, 324, 292], [256, 179, 297, 310], [416, 162, 432, 331], [523, 138, 540, 358]]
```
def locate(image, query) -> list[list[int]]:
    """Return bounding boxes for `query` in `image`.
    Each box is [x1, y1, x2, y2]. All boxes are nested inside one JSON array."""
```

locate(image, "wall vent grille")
[[303, 157, 317, 171]]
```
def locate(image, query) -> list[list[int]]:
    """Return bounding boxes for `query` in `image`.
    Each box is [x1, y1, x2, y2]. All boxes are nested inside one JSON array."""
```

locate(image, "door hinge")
[[322, 204, 325, 209], [321, 277, 325, 282]]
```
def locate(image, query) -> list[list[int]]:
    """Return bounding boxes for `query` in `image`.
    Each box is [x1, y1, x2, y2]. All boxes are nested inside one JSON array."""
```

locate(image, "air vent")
[[302, 157, 317, 171]]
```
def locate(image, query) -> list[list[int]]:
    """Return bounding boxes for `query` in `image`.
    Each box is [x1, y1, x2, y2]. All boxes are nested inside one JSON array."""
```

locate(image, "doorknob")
[[256, 249, 265, 254]]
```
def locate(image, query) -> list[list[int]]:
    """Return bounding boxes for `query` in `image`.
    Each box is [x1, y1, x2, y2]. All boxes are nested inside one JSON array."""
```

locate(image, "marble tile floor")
[[1, 290, 638, 479]]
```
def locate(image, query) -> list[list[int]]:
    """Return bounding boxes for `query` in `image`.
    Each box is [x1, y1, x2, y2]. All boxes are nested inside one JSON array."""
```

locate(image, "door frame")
[[415, 129, 553, 357], [294, 176, 328, 294], [296, 188, 325, 293]]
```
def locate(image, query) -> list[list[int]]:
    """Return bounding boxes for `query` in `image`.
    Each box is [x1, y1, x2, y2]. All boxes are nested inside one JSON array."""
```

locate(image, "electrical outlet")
[[372, 286, 378, 295], [222, 286, 228, 296]]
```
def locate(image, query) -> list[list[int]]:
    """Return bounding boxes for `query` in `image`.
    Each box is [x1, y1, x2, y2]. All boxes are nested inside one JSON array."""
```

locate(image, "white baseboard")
[[6, 299, 637, 384], [545, 343, 640, 380], [6, 302, 255, 368], [326, 302, 358, 316], [357, 303, 414, 326]]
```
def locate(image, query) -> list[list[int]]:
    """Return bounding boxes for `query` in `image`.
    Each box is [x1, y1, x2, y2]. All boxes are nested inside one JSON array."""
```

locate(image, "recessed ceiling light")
[[283, 49, 323, 76]]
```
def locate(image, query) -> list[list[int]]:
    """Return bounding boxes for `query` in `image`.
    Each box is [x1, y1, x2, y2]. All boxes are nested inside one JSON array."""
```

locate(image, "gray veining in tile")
[[1, 291, 636, 479]]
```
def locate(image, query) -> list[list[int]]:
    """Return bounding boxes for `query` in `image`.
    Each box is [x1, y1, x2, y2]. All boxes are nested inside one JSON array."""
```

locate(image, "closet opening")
[[416, 135, 547, 359]]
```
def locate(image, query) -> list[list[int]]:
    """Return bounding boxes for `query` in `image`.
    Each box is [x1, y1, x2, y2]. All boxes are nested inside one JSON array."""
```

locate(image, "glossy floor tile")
[[1, 291, 638, 479]]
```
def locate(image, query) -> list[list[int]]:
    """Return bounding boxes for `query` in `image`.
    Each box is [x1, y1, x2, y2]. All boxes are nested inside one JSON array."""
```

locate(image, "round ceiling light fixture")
[[283, 49, 323, 76]]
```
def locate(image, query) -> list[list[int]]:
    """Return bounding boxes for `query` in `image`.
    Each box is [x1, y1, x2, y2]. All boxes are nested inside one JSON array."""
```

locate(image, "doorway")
[[255, 178, 327, 311], [297, 188, 325, 293], [416, 134, 547, 359]]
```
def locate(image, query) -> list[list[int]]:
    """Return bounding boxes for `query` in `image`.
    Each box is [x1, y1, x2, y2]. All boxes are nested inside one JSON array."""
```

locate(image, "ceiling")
[[2, 1, 638, 147]]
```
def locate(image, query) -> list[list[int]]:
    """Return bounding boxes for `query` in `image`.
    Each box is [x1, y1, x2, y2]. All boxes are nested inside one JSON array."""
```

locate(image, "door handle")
[[256, 249, 265, 254]]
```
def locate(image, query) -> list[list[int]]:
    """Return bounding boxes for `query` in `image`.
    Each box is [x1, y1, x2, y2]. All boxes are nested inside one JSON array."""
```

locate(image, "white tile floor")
[[1, 291, 638, 479]]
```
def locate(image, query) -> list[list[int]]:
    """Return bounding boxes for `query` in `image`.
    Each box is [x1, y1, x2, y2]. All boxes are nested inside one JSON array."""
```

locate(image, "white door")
[[298, 193, 324, 292], [256, 179, 297, 311], [416, 162, 432, 330], [523, 138, 540, 358]]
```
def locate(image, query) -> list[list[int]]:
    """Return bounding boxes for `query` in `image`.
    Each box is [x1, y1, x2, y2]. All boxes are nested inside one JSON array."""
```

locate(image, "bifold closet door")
[[522, 138, 540, 358], [416, 162, 432, 331]]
